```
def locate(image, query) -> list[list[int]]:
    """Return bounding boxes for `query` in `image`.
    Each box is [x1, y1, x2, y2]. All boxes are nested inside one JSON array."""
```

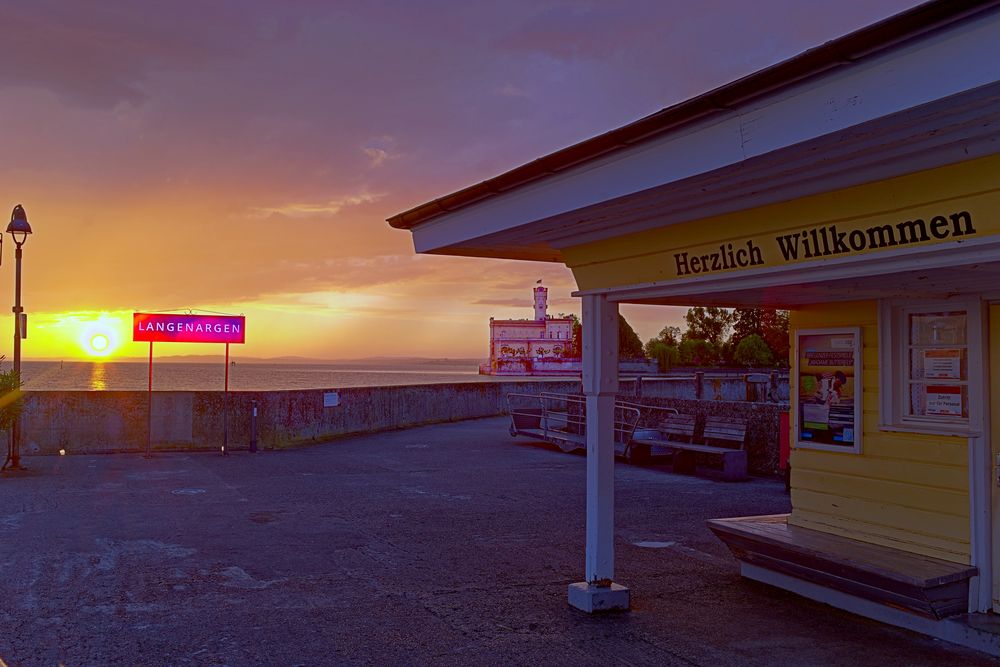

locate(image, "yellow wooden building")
[[389, 0, 1000, 654]]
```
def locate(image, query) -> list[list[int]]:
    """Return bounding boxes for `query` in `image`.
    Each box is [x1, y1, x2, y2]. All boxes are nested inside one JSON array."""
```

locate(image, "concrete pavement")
[[0, 416, 990, 666]]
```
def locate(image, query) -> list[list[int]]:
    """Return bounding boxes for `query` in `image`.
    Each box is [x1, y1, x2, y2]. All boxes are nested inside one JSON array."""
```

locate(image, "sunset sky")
[[2, 0, 921, 361]]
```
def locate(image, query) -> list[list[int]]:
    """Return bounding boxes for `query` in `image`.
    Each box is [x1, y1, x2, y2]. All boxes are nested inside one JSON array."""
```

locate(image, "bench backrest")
[[659, 414, 697, 442], [702, 418, 748, 450]]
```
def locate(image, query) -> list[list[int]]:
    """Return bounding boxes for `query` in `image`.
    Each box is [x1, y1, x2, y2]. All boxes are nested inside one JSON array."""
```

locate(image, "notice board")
[[795, 327, 862, 453]]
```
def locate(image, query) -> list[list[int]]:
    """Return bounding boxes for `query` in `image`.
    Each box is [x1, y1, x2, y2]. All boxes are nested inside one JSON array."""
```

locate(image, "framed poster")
[[795, 327, 862, 453]]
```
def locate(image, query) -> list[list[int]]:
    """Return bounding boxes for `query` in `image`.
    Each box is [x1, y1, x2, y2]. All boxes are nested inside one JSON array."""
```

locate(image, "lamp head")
[[6, 205, 31, 246]]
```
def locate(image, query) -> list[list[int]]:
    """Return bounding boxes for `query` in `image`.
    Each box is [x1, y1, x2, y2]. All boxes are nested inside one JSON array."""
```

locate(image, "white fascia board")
[[412, 9, 1000, 256]]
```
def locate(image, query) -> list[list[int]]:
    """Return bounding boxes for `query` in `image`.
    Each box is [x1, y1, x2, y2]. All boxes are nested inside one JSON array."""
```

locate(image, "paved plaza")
[[0, 417, 990, 666]]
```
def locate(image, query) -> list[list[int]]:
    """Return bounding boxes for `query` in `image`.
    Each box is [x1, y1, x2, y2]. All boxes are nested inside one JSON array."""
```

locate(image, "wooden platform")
[[707, 514, 977, 619]]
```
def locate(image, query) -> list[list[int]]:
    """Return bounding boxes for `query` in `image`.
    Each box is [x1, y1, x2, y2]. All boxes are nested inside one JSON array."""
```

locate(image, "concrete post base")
[[567, 582, 630, 612]]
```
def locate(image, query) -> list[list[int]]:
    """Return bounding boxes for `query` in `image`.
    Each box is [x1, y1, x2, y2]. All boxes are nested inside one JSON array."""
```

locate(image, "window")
[[879, 299, 983, 435], [906, 311, 967, 420]]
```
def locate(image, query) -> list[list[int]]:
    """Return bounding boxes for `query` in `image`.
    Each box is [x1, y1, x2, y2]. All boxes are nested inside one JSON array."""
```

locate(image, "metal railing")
[[506, 392, 642, 455]]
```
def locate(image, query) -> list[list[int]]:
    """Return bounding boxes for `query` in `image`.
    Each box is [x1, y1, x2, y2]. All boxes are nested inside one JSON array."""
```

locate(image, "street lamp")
[[6, 204, 31, 470]]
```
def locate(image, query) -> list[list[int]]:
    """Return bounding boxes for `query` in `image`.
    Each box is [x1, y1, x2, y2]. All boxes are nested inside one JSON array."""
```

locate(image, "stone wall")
[[19, 380, 582, 455], [18, 381, 785, 476], [625, 373, 790, 402]]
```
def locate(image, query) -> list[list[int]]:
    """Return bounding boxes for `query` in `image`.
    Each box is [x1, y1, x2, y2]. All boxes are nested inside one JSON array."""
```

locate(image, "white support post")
[[568, 294, 629, 612]]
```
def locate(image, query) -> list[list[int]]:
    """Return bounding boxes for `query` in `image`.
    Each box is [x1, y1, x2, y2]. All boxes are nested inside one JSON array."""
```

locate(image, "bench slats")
[[659, 418, 696, 441], [703, 419, 747, 450], [708, 514, 977, 618], [639, 413, 749, 481]]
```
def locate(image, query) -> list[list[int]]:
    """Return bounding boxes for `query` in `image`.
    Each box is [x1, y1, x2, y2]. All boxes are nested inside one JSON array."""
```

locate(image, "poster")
[[922, 349, 961, 380], [796, 328, 860, 451]]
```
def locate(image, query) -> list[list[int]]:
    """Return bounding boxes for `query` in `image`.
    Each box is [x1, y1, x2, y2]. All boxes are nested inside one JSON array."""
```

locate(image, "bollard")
[[250, 399, 258, 453]]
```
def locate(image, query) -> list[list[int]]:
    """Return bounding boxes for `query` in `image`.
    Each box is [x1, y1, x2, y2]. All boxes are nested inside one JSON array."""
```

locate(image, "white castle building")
[[480, 286, 578, 375]]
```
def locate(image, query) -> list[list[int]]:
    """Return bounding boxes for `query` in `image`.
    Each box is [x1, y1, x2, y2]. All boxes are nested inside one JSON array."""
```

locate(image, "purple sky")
[[0, 0, 922, 359]]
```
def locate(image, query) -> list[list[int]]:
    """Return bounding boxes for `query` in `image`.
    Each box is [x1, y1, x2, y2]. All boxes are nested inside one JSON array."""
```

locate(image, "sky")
[[0, 0, 922, 361]]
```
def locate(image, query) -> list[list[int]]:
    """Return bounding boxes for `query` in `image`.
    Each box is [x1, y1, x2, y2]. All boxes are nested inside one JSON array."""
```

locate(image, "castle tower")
[[533, 285, 547, 320]]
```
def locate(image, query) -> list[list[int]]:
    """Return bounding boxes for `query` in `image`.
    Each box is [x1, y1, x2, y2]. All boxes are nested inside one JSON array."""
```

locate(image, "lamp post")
[[7, 205, 31, 470]]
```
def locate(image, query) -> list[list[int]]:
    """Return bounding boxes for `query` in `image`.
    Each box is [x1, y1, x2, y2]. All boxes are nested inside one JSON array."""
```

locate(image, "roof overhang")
[[387, 1, 1000, 263]]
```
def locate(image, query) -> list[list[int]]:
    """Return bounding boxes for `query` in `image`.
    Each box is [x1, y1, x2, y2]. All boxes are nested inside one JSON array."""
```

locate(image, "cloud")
[[0, 2, 255, 108], [496, 83, 530, 99], [248, 193, 386, 219], [473, 298, 532, 307], [0, 0, 925, 358], [363, 148, 391, 167], [362, 136, 398, 167]]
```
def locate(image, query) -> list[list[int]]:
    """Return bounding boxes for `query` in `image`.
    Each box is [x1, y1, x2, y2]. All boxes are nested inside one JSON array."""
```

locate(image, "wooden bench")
[[708, 514, 978, 619], [632, 414, 749, 481]]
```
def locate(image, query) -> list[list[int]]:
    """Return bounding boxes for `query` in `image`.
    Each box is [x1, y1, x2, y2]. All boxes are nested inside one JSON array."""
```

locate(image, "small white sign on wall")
[[324, 392, 340, 407]]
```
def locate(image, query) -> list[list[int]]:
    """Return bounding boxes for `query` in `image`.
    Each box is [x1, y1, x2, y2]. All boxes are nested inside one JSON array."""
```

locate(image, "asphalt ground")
[[0, 416, 992, 666]]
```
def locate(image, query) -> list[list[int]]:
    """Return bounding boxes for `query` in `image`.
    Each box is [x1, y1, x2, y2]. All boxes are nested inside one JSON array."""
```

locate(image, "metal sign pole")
[[222, 342, 229, 456], [145, 341, 153, 458]]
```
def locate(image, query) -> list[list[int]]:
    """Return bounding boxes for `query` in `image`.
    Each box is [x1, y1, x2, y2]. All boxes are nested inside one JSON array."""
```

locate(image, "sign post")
[[133, 312, 246, 456], [147, 341, 153, 458], [223, 342, 230, 455]]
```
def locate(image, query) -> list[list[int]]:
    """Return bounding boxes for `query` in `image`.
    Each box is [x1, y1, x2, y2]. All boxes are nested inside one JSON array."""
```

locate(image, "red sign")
[[133, 313, 246, 344]]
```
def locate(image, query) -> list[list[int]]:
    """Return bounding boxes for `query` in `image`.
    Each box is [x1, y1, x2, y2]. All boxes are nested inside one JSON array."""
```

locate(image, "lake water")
[[16, 360, 554, 392]]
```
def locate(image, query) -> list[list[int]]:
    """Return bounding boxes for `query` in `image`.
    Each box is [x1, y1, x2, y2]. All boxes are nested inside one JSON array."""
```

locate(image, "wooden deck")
[[708, 514, 977, 619]]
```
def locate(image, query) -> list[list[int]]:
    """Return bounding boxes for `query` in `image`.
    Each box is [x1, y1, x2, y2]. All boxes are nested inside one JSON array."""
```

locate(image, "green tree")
[[761, 309, 790, 366], [0, 364, 22, 469], [731, 307, 764, 346], [733, 334, 775, 367], [647, 340, 680, 372], [679, 338, 718, 366], [731, 307, 789, 366], [618, 314, 646, 359], [644, 324, 681, 357], [558, 313, 582, 358], [568, 313, 647, 359], [656, 325, 681, 346], [683, 307, 733, 347]]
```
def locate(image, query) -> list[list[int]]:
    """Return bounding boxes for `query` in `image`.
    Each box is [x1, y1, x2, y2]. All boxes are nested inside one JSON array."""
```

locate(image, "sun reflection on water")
[[89, 362, 108, 391]]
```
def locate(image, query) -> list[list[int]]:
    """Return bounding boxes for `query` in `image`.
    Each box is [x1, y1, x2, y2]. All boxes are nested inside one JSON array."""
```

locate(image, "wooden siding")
[[789, 301, 970, 564]]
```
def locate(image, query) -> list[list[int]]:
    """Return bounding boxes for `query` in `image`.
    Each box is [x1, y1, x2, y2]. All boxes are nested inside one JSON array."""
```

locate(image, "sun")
[[73, 316, 123, 359], [89, 334, 110, 355]]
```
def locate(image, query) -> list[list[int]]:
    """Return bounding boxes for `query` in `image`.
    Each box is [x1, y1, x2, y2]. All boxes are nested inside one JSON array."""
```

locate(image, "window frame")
[[878, 297, 984, 437]]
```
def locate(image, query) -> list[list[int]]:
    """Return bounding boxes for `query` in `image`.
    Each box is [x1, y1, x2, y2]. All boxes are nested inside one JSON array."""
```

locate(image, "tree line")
[[643, 307, 789, 370], [560, 306, 789, 370]]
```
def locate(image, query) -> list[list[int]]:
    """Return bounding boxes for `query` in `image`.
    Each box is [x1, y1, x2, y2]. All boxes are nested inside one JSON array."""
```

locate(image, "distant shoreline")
[[21, 356, 486, 367]]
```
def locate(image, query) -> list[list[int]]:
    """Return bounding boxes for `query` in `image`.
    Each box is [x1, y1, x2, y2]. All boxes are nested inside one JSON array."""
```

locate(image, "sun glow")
[[75, 317, 123, 358], [90, 334, 110, 353], [84, 329, 115, 357]]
